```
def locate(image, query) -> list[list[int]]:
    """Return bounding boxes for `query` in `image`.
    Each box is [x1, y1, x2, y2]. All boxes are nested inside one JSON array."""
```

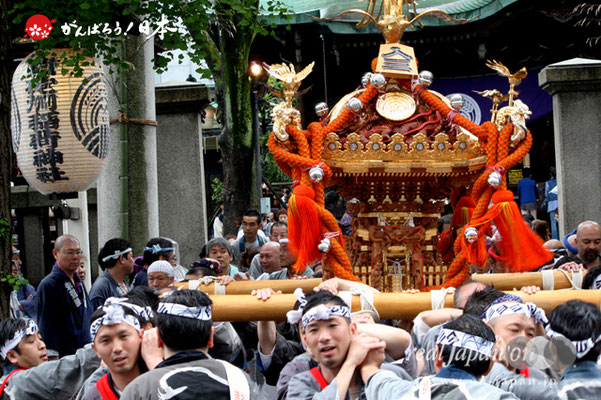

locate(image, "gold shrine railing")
[[323, 131, 486, 168]]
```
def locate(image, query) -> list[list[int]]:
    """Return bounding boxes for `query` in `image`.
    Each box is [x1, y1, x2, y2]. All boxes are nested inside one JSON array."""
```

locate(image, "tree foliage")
[[10, 0, 291, 235], [11, 0, 289, 80]]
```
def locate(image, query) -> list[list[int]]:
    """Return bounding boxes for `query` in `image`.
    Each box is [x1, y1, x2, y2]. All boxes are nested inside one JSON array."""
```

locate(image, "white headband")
[[90, 304, 141, 340], [546, 325, 601, 359], [483, 302, 548, 325], [156, 303, 212, 320], [101, 247, 132, 263], [286, 288, 308, 325], [104, 297, 154, 322], [301, 304, 351, 330], [1, 320, 38, 359], [437, 328, 495, 358]]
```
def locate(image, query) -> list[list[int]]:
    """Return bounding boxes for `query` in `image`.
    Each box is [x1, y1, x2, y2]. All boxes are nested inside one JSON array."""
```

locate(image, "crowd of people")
[[2, 205, 601, 399]]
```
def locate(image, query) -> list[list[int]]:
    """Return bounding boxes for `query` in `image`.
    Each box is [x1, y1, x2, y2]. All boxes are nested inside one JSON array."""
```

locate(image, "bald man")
[[37, 234, 93, 359], [575, 221, 601, 268], [258, 241, 281, 275], [256, 240, 314, 280], [556, 221, 601, 270]]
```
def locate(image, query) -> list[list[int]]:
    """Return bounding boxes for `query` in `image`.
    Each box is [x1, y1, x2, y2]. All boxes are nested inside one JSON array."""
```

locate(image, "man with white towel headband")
[[286, 291, 409, 400], [121, 290, 256, 399], [0, 317, 99, 399], [362, 314, 519, 399]]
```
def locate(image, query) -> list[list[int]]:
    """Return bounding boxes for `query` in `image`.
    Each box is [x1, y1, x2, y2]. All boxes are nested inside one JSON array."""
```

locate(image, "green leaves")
[[0, 219, 10, 246], [11, 0, 291, 84], [211, 177, 225, 203], [0, 272, 30, 292]]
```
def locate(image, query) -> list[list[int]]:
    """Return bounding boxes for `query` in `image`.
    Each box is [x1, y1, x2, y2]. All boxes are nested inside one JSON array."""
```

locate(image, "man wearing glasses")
[[36, 234, 93, 360]]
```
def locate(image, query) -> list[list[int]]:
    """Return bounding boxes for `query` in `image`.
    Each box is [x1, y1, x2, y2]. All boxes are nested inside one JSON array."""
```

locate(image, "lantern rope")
[[110, 113, 158, 127]]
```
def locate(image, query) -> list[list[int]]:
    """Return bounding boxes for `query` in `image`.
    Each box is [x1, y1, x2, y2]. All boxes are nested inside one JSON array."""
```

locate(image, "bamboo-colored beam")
[[209, 289, 601, 321], [174, 278, 323, 295], [471, 270, 587, 290]]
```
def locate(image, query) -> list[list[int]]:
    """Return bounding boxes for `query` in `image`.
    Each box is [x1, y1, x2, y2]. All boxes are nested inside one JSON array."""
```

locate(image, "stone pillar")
[[61, 191, 92, 290], [539, 58, 601, 237], [96, 71, 122, 250], [97, 35, 159, 255], [155, 83, 210, 267]]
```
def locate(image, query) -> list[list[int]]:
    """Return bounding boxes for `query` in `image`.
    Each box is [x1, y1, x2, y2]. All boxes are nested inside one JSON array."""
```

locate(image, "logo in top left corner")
[[25, 14, 56, 40]]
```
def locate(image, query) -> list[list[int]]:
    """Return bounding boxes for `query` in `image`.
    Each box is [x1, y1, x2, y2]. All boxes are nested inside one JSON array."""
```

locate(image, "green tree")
[[8, 0, 290, 245], [0, 0, 16, 319]]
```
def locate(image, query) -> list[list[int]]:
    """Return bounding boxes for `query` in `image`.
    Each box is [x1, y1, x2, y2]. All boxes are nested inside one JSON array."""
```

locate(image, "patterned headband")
[[156, 303, 211, 321], [104, 297, 154, 322], [437, 328, 495, 358], [90, 304, 141, 340], [0, 320, 38, 359], [546, 325, 601, 359], [144, 244, 174, 254], [101, 248, 132, 263], [286, 288, 308, 325], [301, 304, 351, 330], [483, 301, 548, 325]]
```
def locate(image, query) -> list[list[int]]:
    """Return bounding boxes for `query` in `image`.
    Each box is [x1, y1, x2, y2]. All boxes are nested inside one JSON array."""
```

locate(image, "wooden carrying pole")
[[210, 289, 601, 321], [176, 271, 586, 294], [471, 270, 587, 290], [175, 278, 322, 295]]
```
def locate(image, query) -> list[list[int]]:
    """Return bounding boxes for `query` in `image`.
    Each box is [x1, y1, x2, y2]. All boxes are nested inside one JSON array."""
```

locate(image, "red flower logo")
[[25, 14, 56, 40]]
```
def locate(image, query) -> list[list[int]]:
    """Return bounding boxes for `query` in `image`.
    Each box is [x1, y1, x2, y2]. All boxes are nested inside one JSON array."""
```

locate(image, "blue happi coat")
[[36, 265, 93, 357]]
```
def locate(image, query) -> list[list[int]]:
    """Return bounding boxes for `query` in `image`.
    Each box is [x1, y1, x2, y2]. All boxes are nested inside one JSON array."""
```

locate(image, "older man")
[[556, 221, 601, 270], [248, 221, 287, 279], [147, 261, 175, 292], [132, 238, 175, 287], [37, 234, 93, 359], [258, 239, 313, 280], [256, 242, 281, 278]]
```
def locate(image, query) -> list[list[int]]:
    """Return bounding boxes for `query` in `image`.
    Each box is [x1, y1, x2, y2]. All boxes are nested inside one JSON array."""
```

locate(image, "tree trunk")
[[217, 13, 258, 236], [0, 0, 15, 318]]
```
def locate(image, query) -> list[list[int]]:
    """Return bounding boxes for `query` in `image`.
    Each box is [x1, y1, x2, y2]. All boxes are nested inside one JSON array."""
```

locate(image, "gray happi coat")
[[365, 370, 520, 400]]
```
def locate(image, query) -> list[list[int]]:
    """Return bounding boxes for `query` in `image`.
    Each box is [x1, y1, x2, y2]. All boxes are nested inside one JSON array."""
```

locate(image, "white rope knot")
[[350, 287, 380, 322], [543, 269, 583, 291], [430, 287, 456, 310], [571, 270, 583, 289], [214, 280, 226, 295], [189, 276, 226, 295], [541, 269, 554, 291]]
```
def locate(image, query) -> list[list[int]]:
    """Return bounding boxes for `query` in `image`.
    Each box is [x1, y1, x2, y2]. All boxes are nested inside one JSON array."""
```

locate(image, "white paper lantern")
[[11, 49, 110, 194]]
